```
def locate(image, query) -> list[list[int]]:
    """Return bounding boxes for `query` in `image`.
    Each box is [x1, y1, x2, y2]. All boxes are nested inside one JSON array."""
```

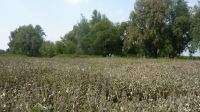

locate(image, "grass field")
[[0, 56, 200, 112]]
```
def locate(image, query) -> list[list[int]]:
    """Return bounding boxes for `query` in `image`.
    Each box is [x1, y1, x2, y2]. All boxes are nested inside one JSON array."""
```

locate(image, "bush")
[[0, 49, 5, 54], [39, 41, 56, 57]]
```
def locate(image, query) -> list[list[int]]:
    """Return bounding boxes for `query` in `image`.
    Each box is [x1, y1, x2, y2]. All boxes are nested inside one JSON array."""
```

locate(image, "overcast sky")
[[0, 0, 199, 51]]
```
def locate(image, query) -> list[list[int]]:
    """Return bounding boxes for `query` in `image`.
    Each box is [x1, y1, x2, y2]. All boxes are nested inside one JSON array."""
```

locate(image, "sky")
[[0, 0, 133, 50], [0, 0, 199, 55]]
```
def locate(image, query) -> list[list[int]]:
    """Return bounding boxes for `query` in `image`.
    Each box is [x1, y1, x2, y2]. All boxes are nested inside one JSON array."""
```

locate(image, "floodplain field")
[[0, 56, 200, 111]]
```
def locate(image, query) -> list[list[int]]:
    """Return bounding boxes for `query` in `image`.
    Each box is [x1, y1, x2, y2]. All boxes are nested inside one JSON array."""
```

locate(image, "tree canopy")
[[190, 2, 200, 54], [39, 41, 56, 57], [125, 0, 191, 57], [8, 25, 45, 56], [59, 10, 123, 56], [6, 1, 200, 57]]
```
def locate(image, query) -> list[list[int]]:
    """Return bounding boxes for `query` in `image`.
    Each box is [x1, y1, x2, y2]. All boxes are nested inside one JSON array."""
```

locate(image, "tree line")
[[4, 0, 200, 57]]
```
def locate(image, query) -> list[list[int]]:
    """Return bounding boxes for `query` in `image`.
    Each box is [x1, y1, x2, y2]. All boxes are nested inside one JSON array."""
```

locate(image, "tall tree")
[[62, 15, 90, 54], [129, 0, 172, 57], [55, 41, 65, 54], [82, 15, 122, 55], [91, 10, 102, 25], [127, 0, 190, 57], [190, 2, 200, 54], [91, 19, 120, 55], [8, 25, 45, 56], [165, 0, 191, 57], [123, 21, 141, 55]]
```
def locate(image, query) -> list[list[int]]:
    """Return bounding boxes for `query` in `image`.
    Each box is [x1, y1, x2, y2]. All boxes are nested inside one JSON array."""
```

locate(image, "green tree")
[[190, 2, 200, 54], [128, 0, 172, 57], [83, 17, 121, 55], [8, 24, 45, 56], [62, 15, 90, 54], [165, 0, 191, 57], [39, 41, 56, 57], [91, 10, 102, 25], [55, 41, 65, 54], [127, 0, 190, 57], [123, 22, 142, 55], [0, 49, 5, 54], [92, 20, 115, 55], [76, 15, 90, 54], [63, 40, 76, 54], [61, 10, 128, 56]]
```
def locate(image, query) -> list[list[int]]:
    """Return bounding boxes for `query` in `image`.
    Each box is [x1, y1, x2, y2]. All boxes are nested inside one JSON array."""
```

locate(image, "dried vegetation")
[[0, 57, 200, 111]]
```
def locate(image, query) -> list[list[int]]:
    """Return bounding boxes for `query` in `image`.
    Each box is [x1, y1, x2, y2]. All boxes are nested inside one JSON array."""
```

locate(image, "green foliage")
[[63, 40, 76, 54], [61, 10, 124, 56], [5, 2, 200, 58], [85, 18, 122, 55], [0, 49, 5, 54], [91, 10, 102, 25], [31, 103, 47, 112], [167, 0, 191, 57], [127, 0, 172, 57], [39, 41, 56, 57], [190, 2, 200, 53], [8, 24, 44, 57], [123, 23, 141, 55], [127, 0, 191, 57], [61, 15, 90, 54], [55, 41, 65, 54]]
